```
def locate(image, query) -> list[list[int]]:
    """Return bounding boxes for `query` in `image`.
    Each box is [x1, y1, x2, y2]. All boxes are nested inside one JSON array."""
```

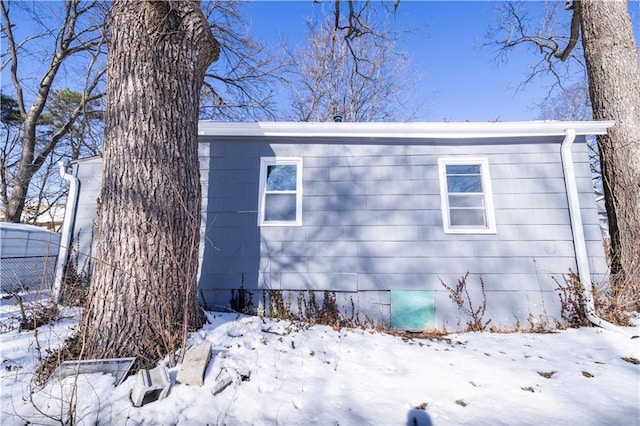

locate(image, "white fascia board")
[[198, 120, 615, 139], [70, 155, 102, 164]]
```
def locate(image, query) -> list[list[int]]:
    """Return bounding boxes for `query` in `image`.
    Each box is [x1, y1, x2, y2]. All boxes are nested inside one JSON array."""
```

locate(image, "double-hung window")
[[258, 157, 303, 226], [438, 158, 496, 234]]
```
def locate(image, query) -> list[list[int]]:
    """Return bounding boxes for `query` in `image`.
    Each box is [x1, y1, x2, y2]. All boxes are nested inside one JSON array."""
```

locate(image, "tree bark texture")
[[82, 1, 218, 367], [579, 0, 640, 309]]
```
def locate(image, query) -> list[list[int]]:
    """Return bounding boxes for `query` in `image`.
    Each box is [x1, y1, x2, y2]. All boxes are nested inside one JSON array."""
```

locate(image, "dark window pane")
[[447, 175, 482, 193], [446, 164, 481, 175], [450, 209, 486, 227], [265, 194, 296, 221], [266, 165, 297, 191]]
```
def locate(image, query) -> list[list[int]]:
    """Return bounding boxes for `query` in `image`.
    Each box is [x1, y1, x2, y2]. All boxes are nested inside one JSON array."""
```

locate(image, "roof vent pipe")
[[560, 128, 638, 338]]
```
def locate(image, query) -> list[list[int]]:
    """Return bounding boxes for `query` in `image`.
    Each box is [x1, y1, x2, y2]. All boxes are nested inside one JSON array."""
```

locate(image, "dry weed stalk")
[[265, 290, 360, 330], [554, 271, 630, 327], [439, 273, 491, 332]]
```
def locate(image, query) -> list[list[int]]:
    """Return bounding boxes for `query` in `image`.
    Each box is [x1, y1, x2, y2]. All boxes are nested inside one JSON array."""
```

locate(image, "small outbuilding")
[[60, 121, 612, 330]]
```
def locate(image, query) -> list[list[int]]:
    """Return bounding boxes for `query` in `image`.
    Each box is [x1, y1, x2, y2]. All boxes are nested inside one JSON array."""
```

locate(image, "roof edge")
[[198, 120, 615, 138]]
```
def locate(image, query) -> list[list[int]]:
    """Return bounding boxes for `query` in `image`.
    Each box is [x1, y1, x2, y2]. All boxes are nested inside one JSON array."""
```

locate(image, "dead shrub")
[[265, 290, 297, 322], [15, 293, 60, 331], [553, 271, 630, 327], [59, 262, 89, 307], [266, 290, 358, 330], [230, 286, 254, 314], [440, 273, 491, 332], [59, 231, 93, 307], [35, 332, 84, 385], [554, 272, 591, 328], [605, 272, 637, 325]]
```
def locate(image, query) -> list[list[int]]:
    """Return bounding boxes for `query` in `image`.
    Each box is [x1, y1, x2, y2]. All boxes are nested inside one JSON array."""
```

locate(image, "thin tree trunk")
[[1, 0, 106, 223], [579, 0, 640, 310], [6, 160, 35, 222], [82, 1, 218, 367], [6, 108, 47, 222]]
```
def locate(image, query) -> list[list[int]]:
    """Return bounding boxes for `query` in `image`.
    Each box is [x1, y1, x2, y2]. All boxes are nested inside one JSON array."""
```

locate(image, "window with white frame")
[[438, 158, 496, 234], [258, 157, 303, 226]]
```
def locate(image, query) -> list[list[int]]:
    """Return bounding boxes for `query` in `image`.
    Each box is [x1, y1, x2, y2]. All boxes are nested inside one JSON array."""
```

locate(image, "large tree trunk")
[[579, 0, 640, 310], [81, 1, 218, 367]]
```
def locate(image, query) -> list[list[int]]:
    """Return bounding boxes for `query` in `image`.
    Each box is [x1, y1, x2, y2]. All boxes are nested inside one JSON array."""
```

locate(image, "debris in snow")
[[261, 325, 291, 336], [176, 342, 212, 386], [51, 357, 136, 386], [210, 364, 252, 396], [131, 365, 170, 407], [2, 308, 639, 424], [211, 367, 234, 395], [537, 371, 556, 379], [237, 367, 251, 382]]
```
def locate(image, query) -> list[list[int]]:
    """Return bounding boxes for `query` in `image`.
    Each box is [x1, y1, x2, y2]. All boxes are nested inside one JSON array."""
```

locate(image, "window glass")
[[266, 165, 297, 191], [438, 158, 495, 234], [446, 165, 483, 193], [265, 193, 297, 221], [446, 164, 481, 175], [448, 194, 485, 208], [259, 158, 302, 226], [447, 175, 483, 193], [450, 208, 486, 227]]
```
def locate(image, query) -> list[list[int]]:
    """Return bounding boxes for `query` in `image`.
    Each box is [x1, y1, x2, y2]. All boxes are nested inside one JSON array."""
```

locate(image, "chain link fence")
[[1, 255, 58, 295]]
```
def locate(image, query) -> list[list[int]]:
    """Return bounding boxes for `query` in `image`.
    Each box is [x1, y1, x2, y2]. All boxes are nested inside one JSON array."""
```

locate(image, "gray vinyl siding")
[[71, 134, 607, 329], [198, 135, 605, 298]]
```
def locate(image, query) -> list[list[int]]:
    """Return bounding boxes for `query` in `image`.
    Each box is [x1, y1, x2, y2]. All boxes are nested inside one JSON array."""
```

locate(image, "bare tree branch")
[[1, 0, 27, 117], [199, 1, 287, 120], [554, 1, 581, 61], [1, 0, 107, 222], [326, 0, 398, 78], [487, 0, 585, 92], [287, 10, 424, 122]]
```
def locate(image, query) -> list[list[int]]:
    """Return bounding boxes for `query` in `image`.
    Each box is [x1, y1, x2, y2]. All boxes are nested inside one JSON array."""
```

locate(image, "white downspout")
[[52, 161, 80, 304], [561, 129, 637, 338]]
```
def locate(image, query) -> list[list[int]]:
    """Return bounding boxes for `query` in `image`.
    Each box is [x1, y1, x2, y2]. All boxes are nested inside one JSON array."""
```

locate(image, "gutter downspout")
[[52, 161, 80, 304], [560, 129, 637, 338]]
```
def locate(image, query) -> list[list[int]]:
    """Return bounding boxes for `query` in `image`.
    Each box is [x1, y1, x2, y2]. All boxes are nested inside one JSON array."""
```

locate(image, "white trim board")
[[198, 120, 614, 139]]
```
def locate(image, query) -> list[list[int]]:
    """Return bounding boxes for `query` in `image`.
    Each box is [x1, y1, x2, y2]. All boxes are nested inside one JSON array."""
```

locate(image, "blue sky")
[[2, 1, 638, 122], [243, 0, 640, 122]]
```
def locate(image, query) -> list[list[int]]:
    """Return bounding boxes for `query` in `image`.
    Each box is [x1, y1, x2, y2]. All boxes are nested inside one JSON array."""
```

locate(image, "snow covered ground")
[[1, 295, 639, 425]]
